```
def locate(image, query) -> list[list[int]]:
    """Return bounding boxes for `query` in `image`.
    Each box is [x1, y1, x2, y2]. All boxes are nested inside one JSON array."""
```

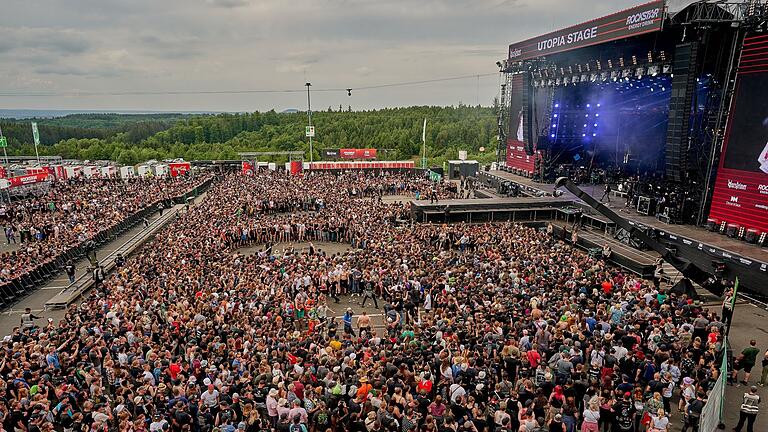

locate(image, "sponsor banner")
[[241, 161, 254, 176], [709, 34, 768, 234], [169, 162, 191, 177], [8, 172, 50, 188], [339, 148, 377, 160], [308, 161, 414, 170], [321, 149, 340, 160], [508, 1, 665, 62]]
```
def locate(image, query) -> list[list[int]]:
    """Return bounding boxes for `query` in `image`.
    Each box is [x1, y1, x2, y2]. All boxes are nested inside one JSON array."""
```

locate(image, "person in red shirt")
[[168, 358, 181, 381], [293, 379, 305, 401], [527, 349, 542, 369]]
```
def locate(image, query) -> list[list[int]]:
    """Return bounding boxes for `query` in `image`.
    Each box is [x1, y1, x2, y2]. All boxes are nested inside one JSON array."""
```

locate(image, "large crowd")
[[0, 175, 212, 286], [0, 170, 756, 432]]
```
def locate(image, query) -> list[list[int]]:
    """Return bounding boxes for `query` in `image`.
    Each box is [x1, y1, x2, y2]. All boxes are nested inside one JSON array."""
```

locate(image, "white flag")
[[516, 110, 524, 142], [31, 122, 40, 146], [422, 118, 427, 143]]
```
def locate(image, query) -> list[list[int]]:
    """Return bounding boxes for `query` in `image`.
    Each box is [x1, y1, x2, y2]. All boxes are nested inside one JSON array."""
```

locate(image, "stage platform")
[[487, 170, 767, 263], [410, 197, 572, 224], [414, 171, 768, 295]]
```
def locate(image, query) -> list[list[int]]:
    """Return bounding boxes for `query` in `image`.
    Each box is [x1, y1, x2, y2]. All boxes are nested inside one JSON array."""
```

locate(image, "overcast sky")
[[1, 0, 647, 112]]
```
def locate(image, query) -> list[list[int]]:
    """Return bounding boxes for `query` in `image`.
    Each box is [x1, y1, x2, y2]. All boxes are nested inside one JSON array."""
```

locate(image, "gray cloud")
[[0, 0, 646, 111]]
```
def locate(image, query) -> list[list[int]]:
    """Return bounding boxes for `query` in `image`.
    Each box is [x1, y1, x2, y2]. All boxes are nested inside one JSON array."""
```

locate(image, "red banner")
[[0, 166, 6, 179], [242, 161, 254, 175], [708, 34, 768, 234], [169, 162, 191, 177], [8, 172, 50, 188], [308, 161, 414, 170], [340, 148, 377, 159], [54, 165, 67, 180]]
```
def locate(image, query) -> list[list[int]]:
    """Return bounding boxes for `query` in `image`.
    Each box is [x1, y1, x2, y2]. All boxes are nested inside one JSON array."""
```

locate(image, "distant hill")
[[0, 109, 219, 119]]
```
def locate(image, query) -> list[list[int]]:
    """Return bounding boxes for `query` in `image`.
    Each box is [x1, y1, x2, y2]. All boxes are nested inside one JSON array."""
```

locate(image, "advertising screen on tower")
[[507, 1, 665, 62], [708, 34, 768, 234]]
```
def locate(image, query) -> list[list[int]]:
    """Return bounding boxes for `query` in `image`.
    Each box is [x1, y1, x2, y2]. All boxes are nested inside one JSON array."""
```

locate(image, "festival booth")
[[120, 166, 136, 179], [64, 166, 83, 179], [153, 164, 169, 177], [83, 166, 100, 178], [101, 166, 117, 178]]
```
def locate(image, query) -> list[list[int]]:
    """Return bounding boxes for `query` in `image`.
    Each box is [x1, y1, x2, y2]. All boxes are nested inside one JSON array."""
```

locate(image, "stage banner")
[[169, 162, 191, 177], [506, 73, 537, 174], [321, 149, 340, 160], [340, 148, 377, 159], [508, 1, 665, 62], [8, 172, 50, 187], [709, 34, 768, 234], [241, 160, 254, 176]]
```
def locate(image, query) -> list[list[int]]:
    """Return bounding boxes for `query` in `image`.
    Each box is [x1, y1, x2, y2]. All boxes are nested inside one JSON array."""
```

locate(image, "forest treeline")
[[1, 106, 498, 165]]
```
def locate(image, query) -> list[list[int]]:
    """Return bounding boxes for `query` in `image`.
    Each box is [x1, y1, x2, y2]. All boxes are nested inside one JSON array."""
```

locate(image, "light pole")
[[305, 82, 313, 163]]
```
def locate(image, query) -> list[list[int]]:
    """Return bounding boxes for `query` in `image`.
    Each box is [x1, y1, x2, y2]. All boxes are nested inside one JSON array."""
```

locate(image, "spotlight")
[[556, 78, 562, 86], [553, 114, 558, 118], [662, 64, 672, 74], [551, 134, 556, 138], [554, 103, 560, 108], [346, 88, 352, 96], [622, 69, 632, 78], [586, 103, 591, 108], [635, 67, 645, 79], [596, 103, 601, 108], [601, 72, 609, 82], [581, 74, 588, 82], [648, 65, 659, 76], [590, 73, 598, 82]]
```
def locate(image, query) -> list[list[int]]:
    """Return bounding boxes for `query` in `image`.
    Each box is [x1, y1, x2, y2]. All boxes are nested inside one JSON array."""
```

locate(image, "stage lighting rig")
[[635, 67, 645, 79], [648, 65, 659, 76]]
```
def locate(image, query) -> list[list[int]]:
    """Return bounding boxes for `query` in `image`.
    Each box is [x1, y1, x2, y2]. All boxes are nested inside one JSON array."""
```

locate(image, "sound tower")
[[522, 72, 535, 155], [665, 42, 699, 182]]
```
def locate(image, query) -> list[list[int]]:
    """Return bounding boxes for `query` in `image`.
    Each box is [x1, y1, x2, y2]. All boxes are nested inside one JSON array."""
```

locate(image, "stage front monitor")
[[708, 34, 768, 234]]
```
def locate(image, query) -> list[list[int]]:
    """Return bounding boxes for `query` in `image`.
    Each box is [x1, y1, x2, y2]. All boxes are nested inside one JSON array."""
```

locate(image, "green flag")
[[730, 277, 739, 310]]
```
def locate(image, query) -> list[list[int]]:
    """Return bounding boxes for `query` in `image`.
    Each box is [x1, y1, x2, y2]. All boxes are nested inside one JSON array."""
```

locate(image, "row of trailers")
[[0, 161, 192, 190]]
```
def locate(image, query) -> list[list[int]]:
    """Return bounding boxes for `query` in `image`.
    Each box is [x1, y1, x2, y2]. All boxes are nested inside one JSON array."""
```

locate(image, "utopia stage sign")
[[508, 1, 665, 62]]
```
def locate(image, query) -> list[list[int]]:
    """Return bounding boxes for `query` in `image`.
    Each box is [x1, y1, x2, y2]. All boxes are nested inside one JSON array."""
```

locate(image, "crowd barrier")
[[0, 177, 213, 310]]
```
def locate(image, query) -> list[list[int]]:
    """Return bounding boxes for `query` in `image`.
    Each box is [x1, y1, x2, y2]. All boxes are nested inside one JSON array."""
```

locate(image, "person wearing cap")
[[734, 385, 760, 432]]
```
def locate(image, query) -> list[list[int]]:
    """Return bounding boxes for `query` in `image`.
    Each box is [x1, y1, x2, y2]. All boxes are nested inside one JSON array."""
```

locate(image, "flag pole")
[[421, 118, 427, 169], [725, 277, 739, 338], [0, 125, 7, 165]]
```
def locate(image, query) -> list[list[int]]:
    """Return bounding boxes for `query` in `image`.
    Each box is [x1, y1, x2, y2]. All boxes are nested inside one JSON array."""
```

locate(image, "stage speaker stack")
[[726, 223, 740, 238], [522, 72, 535, 156], [665, 42, 698, 183], [758, 232, 767, 247], [745, 228, 759, 244], [706, 218, 719, 232]]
